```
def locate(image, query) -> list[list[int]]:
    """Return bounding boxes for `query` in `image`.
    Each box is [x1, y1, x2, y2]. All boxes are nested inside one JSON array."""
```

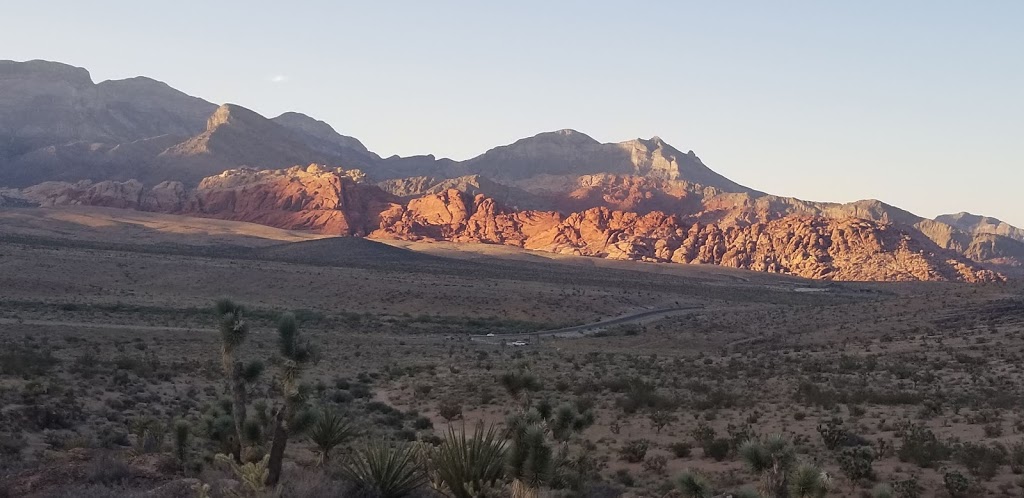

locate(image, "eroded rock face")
[[181, 165, 397, 235], [375, 190, 1000, 282], [21, 179, 145, 209], [10, 167, 1003, 282]]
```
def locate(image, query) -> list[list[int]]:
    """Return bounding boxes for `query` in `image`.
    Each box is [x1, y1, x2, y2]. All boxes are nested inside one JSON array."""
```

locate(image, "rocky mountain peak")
[[206, 103, 265, 130], [272, 111, 369, 153], [0, 59, 93, 87]]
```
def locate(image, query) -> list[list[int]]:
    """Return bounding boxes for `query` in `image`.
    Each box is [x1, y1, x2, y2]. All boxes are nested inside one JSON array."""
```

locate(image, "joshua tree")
[[266, 312, 315, 485], [505, 409, 554, 490], [215, 298, 249, 462], [499, 369, 542, 406]]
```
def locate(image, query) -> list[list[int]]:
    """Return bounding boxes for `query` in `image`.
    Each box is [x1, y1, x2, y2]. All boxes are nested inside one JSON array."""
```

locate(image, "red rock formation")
[[181, 165, 401, 236], [374, 189, 1001, 283], [13, 167, 1003, 282]]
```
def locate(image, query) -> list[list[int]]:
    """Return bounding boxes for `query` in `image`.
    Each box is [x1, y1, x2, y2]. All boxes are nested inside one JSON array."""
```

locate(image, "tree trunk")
[[230, 360, 248, 463], [266, 404, 290, 485]]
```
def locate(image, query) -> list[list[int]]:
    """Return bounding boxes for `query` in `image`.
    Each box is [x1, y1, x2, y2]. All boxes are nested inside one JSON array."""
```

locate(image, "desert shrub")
[[242, 418, 263, 444], [670, 441, 692, 458], [642, 455, 667, 475], [1010, 441, 1024, 474], [613, 468, 634, 487], [838, 445, 876, 481], [702, 438, 731, 462], [943, 471, 971, 498], [895, 421, 950, 468], [817, 417, 868, 449], [18, 393, 86, 432], [954, 441, 1007, 480], [350, 383, 372, 399], [648, 409, 676, 434], [412, 416, 433, 430], [0, 345, 59, 377], [0, 432, 27, 459], [982, 423, 1003, 438], [331, 390, 353, 404], [615, 378, 675, 414], [691, 421, 715, 446], [796, 381, 839, 409], [893, 476, 922, 498], [693, 388, 737, 411], [620, 439, 649, 463], [438, 399, 462, 422], [726, 423, 756, 453]]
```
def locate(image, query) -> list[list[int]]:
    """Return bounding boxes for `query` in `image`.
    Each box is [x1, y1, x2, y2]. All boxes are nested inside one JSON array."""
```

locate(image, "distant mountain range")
[[1, 60, 1020, 282]]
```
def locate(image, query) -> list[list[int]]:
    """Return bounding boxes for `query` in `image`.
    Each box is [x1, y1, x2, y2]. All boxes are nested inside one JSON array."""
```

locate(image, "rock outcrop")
[[374, 189, 999, 282], [937, 212, 1024, 243], [9, 168, 1002, 282]]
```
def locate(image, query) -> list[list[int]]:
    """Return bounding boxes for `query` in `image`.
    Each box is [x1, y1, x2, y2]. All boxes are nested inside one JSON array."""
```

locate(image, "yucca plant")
[[675, 470, 714, 498], [308, 409, 355, 465], [215, 298, 249, 462], [342, 441, 427, 498], [130, 416, 166, 454], [506, 421, 553, 489], [740, 434, 796, 498], [788, 463, 831, 498], [429, 422, 508, 498]]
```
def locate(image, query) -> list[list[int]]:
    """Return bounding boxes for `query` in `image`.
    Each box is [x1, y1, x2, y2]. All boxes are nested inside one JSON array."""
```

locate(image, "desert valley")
[[0, 58, 1023, 498]]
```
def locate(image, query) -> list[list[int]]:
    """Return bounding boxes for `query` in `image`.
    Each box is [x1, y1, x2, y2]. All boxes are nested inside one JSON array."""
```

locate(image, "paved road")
[[0, 317, 206, 333], [470, 306, 701, 342]]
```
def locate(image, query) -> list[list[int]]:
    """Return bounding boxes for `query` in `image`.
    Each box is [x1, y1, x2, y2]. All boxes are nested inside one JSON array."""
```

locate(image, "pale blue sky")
[[4, 1, 1022, 225]]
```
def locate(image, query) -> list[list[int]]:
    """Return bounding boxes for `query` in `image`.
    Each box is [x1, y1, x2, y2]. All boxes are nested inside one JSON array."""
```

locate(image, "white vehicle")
[[486, 333, 495, 337], [511, 340, 528, 347]]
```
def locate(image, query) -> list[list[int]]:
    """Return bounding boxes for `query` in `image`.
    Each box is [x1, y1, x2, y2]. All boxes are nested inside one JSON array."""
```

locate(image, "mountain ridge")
[[0, 59, 1020, 281]]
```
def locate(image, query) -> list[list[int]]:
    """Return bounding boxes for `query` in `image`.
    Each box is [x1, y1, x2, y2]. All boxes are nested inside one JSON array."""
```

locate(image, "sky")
[[4, 1, 1022, 226]]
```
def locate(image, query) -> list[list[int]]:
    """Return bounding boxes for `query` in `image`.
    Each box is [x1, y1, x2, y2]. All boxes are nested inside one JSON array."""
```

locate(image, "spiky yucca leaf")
[[342, 441, 426, 498], [431, 422, 508, 498], [308, 409, 354, 465], [508, 479, 538, 498], [215, 298, 248, 350], [675, 470, 714, 498], [788, 463, 831, 498]]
